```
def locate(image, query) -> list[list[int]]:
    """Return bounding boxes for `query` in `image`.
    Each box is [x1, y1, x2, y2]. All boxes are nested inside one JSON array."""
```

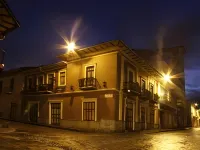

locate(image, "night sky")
[[0, 0, 200, 99]]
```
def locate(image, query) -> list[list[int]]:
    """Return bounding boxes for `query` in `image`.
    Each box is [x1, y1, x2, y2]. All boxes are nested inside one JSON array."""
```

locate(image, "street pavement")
[[0, 121, 199, 150]]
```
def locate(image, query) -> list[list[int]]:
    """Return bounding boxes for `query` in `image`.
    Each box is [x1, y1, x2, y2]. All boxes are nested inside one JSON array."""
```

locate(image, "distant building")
[[134, 47, 187, 128], [0, 67, 36, 120], [191, 103, 200, 127]]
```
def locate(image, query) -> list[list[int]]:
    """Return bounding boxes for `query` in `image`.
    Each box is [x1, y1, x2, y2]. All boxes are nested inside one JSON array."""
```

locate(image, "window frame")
[[27, 76, 33, 89], [127, 67, 136, 82], [10, 78, 14, 92], [48, 100, 63, 125], [141, 78, 146, 93], [47, 72, 55, 84], [58, 70, 66, 86], [84, 64, 96, 78], [149, 83, 154, 94], [37, 75, 44, 85], [82, 98, 97, 121], [159, 85, 170, 101]]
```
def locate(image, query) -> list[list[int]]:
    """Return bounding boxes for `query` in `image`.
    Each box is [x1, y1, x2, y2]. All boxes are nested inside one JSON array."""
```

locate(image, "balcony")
[[78, 77, 100, 90], [123, 82, 140, 95], [140, 89, 151, 99], [4, 87, 14, 94], [37, 84, 53, 92], [22, 84, 54, 94], [153, 93, 159, 102]]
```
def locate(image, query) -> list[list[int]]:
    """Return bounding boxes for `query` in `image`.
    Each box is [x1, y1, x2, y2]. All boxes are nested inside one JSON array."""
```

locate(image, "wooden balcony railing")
[[78, 77, 100, 90], [140, 89, 151, 99], [123, 82, 140, 95], [153, 93, 159, 102], [22, 84, 54, 93], [37, 84, 53, 91]]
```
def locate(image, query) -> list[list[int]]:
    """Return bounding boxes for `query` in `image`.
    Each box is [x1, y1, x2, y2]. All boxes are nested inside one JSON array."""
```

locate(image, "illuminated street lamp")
[[195, 103, 198, 107], [66, 42, 76, 52], [163, 74, 171, 82]]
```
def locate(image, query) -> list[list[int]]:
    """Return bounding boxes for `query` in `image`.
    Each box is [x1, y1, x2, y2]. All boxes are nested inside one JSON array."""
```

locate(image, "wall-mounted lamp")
[[70, 85, 74, 91], [103, 81, 107, 88]]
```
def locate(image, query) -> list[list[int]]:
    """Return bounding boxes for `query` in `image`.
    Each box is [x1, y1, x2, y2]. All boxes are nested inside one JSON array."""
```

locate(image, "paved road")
[[0, 122, 199, 150]]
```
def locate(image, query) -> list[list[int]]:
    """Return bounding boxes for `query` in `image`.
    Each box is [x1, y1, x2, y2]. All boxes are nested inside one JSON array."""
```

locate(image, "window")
[[149, 83, 154, 94], [0, 81, 2, 93], [128, 68, 136, 82], [59, 71, 66, 86], [37, 75, 43, 85], [141, 79, 146, 93], [47, 73, 54, 85], [28, 77, 33, 89], [83, 102, 95, 121], [86, 66, 95, 78], [51, 103, 61, 125], [160, 85, 169, 101], [10, 78, 14, 92]]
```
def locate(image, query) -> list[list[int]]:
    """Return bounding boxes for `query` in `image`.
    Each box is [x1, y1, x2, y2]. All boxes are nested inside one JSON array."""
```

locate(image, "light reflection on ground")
[[0, 122, 200, 150]]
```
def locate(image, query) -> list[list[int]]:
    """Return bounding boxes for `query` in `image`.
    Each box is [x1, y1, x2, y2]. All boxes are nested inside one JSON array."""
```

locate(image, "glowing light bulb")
[[67, 42, 76, 52]]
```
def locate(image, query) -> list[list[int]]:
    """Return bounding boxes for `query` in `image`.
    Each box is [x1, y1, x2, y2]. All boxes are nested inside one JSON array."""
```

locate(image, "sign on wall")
[[105, 94, 113, 98]]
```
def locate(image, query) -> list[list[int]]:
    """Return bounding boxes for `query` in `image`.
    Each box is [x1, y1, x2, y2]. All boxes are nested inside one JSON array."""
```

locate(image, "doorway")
[[125, 102, 135, 131], [51, 103, 61, 125], [29, 103, 38, 123], [10, 103, 17, 120], [141, 107, 146, 130]]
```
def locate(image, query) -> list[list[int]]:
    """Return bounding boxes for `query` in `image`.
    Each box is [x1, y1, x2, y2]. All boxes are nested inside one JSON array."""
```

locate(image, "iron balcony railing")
[[123, 82, 140, 94], [78, 77, 100, 90]]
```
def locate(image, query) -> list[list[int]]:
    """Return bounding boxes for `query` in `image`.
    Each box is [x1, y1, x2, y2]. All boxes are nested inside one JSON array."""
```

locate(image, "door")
[[126, 103, 133, 131], [29, 103, 38, 123], [10, 103, 17, 120], [141, 107, 146, 130], [51, 103, 61, 125], [160, 111, 165, 129], [150, 108, 155, 129]]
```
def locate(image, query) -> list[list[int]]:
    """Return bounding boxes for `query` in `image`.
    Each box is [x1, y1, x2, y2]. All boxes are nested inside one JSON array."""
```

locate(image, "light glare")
[[67, 42, 76, 52], [164, 74, 171, 82]]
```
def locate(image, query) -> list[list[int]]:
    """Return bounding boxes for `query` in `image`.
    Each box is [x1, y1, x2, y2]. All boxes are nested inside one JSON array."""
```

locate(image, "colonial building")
[[0, 67, 35, 121], [191, 103, 200, 127], [134, 47, 187, 128], [20, 40, 180, 132]]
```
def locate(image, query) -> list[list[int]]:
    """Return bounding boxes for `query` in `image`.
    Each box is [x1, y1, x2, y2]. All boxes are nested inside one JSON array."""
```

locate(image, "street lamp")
[[163, 74, 171, 82], [66, 42, 76, 52], [195, 103, 198, 107]]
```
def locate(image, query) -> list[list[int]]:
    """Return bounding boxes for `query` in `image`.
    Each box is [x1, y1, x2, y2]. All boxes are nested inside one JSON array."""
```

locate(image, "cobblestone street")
[[0, 122, 199, 150]]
